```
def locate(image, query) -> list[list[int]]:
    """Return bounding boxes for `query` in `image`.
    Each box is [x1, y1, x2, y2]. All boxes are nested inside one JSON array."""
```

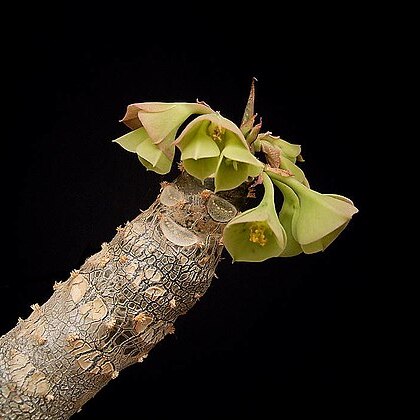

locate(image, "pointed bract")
[[240, 78, 256, 135], [245, 118, 262, 146], [260, 139, 281, 168]]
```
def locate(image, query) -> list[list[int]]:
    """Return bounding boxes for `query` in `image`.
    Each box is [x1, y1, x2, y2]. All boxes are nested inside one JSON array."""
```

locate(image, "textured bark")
[[0, 174, 242, 419]]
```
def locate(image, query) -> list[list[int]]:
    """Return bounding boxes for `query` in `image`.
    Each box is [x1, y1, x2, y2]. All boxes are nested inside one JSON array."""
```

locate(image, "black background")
[[2, 20, 370, 417]]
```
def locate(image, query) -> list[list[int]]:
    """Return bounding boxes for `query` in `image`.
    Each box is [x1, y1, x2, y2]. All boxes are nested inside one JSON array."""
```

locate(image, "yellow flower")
[[223, 173, 286, 262]]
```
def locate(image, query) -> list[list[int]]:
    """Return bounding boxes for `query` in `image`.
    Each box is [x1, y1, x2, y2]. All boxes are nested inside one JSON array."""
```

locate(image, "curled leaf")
[[114, 127, 173, 174], [116, 102, 213, 174], [267, 170, 358, 254], [136, 135, 174, 175], [121, 102, 213, 143], [272, 180, 303, 257], [113, 127, 149, 152]]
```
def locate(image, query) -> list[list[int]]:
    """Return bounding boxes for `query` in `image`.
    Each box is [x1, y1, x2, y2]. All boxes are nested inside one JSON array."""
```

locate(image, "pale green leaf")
[[113, 127, 149, 152], [121, 102, 213, 142], [273, 180, 303, 257], [214, 155, 249, 192], [280, 156, 310, 187], [180, 122, 221, 160], [300, 222, 350, 254], [183, 157, 219, 181], [268, 172, 358, 246], [135, 137, 173, 174]]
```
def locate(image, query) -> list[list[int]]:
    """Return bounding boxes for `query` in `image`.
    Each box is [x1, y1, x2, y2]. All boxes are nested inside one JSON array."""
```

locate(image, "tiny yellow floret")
[[249, 224, 268, 246]]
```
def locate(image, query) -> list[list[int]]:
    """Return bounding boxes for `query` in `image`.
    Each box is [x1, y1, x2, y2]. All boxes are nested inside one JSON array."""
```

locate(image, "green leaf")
[[267, 170, 358, 252], [114, 126, 175, 174], [327, 194, 355, 205], [175, 112, 262, 188], [223, 137, 264, 167], [135, 137, 173, 175], [223, 173, 286, 262], [175, 113, 249, 150], [292, 190, 357, 246], [113, 127, 149, 152], [257, 133, 301, 163], [180, 121, 221, 160], [213, 132, 264, 191], [300, 222, 350, 254], [272, 180, 303, 257], [280, 156, 310, 187], [248, 162, 265, 178], [121, 102, 213, 143], [174, 115, 222, 180], [214, 154, 250, 192], [138, 155, 172, 174], [245, 119, 262, 147], [271, 137, 301, 162], [183, 157, 219, 181]]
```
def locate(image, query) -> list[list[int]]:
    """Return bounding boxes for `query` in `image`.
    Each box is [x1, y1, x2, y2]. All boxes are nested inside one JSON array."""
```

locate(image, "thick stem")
[[0, 174, 241, 419]]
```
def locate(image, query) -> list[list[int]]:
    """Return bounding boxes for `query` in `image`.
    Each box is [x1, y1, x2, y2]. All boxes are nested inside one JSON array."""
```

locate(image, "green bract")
[[113, 127, 173, 174], [113, 90, 358, 262], [273, 180, 303, 257], [255, 133, 309, 186], [175, 113, 263, 190], [257, 133, 302, 163], [223, 173, 286, 262], [174, 114, 222, 181], [279, 157, 309, 187], [214, 131, 263, 191], [114, 102, 212, 174], [268, 170, 358, 254]]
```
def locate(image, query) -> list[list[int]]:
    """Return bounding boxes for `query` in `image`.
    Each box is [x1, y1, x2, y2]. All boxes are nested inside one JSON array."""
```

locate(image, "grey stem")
[[0, 173, 244, 419]]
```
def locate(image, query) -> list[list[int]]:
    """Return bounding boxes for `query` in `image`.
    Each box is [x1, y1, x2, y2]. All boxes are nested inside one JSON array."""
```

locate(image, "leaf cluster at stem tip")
[[113, 84, 358, 262]]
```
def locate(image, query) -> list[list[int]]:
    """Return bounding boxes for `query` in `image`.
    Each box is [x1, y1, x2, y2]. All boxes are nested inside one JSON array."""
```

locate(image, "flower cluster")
[[114, 99, 358, 262], [114, 103, 262, 190], [223, 131, 358, 261]]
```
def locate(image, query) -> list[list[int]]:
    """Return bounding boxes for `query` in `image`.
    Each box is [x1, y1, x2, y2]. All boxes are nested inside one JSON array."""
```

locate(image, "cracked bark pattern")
[[0, 174, 242, 419]]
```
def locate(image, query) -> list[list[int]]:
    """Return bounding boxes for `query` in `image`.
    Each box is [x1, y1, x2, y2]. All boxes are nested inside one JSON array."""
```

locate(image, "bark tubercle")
[[0, 173, 243, 419]]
